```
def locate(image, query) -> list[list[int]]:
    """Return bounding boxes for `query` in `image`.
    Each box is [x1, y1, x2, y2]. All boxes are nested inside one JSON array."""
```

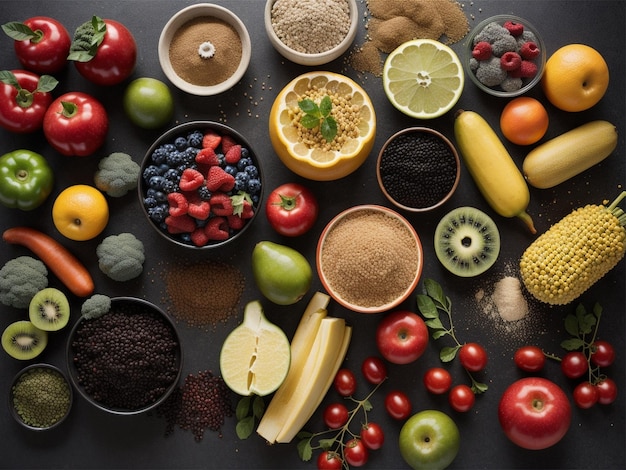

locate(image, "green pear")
[[252, 241, 312, 305]]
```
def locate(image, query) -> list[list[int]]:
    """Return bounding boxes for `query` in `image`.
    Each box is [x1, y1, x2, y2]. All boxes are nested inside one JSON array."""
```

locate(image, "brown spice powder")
[[169, 17, 242, 86]]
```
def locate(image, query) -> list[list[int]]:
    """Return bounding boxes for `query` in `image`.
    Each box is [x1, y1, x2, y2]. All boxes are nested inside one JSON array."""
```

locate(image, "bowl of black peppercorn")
[[66, 297, 182, 415], [376, 127, 460, 212]]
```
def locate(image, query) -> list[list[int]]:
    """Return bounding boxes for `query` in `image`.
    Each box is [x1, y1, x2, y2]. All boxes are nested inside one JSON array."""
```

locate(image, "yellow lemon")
[[269, 71, 376, 181], [383, 39, 464, 119], [52, 185, 109, 241]]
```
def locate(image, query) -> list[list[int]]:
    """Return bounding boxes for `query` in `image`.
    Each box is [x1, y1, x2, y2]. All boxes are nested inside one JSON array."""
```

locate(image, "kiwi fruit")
[[1, 320, 48, 360], [434, 206, 501, 277], [29, 287, 71, 331]]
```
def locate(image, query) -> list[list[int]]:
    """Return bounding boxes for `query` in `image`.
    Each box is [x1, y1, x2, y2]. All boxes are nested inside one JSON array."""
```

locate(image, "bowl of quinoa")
[[377, 127, 460, 212], [265, 0, 359, 66], [317, 205, 423, 313], [66, 297, 182, 415], [9, 363, 73, 431], [464, 15, 546, 97]]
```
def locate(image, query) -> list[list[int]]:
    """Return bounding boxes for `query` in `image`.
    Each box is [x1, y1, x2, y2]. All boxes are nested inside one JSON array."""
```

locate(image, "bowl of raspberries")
[[464, 15, 546, 97], [138, 121, 263, 248]]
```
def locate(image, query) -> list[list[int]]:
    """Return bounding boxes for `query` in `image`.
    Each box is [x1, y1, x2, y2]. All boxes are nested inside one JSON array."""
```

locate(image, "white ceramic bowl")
[[158, 3, 251, 95], [264, 0, 358, 66]]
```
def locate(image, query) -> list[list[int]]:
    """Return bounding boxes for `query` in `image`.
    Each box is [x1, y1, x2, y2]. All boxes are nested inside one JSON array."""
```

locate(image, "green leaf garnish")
[[298, 96, 337, 143]]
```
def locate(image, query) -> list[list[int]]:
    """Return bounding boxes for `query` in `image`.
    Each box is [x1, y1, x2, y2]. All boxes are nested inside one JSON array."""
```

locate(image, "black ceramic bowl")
[[66, 297, 182, 415], [138, 121, 264, 249]]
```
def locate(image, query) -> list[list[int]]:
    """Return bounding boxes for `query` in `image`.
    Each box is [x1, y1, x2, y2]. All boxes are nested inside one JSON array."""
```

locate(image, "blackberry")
[[174, 136, 188, 150], [247, 178, 262, 195], [187, 130, 204, 148], [166, 150, 184, 168], [162, 180, 178, 194], [182, 147, 199, 164], [237, 157, 252, 171], [148, 205, 167, 223], [151, 146, 169, 165], [234, 172, 250, 192], [244, 165, 259, 179], [197, 186, 212, 201], [143, 165, 161, 182], [163, 168, 181, 182]]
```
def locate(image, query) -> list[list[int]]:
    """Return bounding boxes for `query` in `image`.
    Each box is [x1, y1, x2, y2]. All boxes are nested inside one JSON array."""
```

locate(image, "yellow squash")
[[454, 110, 536, 234]]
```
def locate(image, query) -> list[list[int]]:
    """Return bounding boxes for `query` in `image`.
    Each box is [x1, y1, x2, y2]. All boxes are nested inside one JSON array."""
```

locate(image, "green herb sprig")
[[235, 394, 265, 439], [298, 96, 337, 143], [416, 278, 488, 394]]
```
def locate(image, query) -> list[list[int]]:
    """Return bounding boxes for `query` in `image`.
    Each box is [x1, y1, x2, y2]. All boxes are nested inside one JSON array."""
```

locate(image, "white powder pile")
[[492, 276, 529, 322]]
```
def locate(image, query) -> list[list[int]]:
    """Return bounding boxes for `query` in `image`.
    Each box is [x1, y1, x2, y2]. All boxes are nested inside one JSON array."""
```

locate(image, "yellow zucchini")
[[522, 120, 617, 189], [454, 110, 536, 234]]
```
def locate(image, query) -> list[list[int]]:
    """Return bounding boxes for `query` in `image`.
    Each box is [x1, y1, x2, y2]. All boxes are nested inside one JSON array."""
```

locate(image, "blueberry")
[[245, 165, 259, 179], [143, 196, 158, 208], [224, 165, 238, 177], [241, 147, 249, 158], [148, 205, 167, 223], [149, 175, 166, 190], [234, 172, 250, 192], [237, 157, 252, 171], [153, 191, 168, 203], [174, 136, 188, 150], [247, 178, 262, 194]]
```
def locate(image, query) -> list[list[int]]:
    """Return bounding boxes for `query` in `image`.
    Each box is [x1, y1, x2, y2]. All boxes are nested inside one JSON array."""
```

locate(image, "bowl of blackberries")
[[138, 121, 263, 248], [376, 127, 460, 212], [66, 297, 182, 415], [464, 15, 546, 97]]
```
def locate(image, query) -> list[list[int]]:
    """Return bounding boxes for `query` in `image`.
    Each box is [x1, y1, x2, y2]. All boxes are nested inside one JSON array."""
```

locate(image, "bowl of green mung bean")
[[9, 363, 73, 431], [264, 0, 359, 66]]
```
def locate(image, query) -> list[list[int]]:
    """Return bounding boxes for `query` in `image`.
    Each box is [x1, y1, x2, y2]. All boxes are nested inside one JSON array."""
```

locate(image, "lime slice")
[[383, 39, 464, 119]]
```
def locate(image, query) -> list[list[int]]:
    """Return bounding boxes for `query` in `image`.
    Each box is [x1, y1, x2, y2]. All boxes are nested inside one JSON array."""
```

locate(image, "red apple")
[[375, 310, 428, 364], [498, 377, 571, 450]]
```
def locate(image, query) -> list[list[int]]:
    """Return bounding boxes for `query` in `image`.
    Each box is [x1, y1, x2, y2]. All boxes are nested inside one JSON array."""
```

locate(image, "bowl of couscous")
[[264, 0, 359, 66], [316, 205, 423, 314]]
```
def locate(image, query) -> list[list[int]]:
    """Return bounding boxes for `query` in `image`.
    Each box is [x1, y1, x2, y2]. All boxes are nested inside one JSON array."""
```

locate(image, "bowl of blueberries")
[[138, 121, 264, 248]]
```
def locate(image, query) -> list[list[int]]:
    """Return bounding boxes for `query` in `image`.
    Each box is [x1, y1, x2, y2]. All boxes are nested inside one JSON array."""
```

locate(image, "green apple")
[[123, 77, 174, 129], [399, 410, 460, 470]]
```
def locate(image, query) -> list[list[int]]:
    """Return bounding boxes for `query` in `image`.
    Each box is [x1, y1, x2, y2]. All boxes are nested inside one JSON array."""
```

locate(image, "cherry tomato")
[[423, 367, 452, 395], [459, 342, 488, 372], [591, 340, 615, 368], [3, 16, 71, 74], [0, 70, 56, 133], [573, 381, 598, 409], [514, 345, 546, 372], [360, 422, 384, 450], [68, 17, 136, 86], [43, 91, 108, 157], [595, 378, 618, 405], [449, 384, 475, 412], [344, 438, 368, 467], [265, 183, 319, 236], [561, 351, 588, 379], [361, 356, 387, 385], [333, 368, 357, 397], [323, 403, 349, 429], [316, 451, 342, 470], [385, 390, 411, 420]]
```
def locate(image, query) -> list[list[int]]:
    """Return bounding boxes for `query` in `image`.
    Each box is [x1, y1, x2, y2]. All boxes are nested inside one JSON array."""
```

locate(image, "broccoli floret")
[[492, 34, 518, 57], [96, 233, 145, 282], [94, 152, 141, 197], [81, 294, 111, 319], [501, 76, 523, 92], [473, 22, 509, 45], [0, 256, 48, 308], [475, 57, 507, 87]]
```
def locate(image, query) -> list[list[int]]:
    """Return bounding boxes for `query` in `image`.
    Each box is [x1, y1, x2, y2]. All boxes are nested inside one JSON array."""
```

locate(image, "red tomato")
[[361, 356, 387, 385], [591, 340, 615, 367], [423, 367, 452, 395], [385, 390, 412, 420], [69, 17, 136, 86], [513, 346, 546, 372], [360, 422, 384, 450], [573, 381, 598, 409], [316, 451, 342, 470], [323, 403, 349, 429], [448, 384, 475, 412], [333, 368, 356, 397], [265, 183, 318, 236], [459, 342, 488, 372], [375, 310, 428, 365], [498, 377, 571, 450], [595, 378, 618, 405], [344, 438, 368, 467], [43, 92, 108, 156], [0, 70, 56, 133], [4, 16, 71, 74], [561, 351, 588, 379]]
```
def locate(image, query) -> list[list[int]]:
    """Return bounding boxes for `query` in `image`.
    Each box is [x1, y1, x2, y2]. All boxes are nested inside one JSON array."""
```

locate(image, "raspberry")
[[221, 135, 238, 154], [227, 214, 245, 230], [186, 193, 211, 219], [518, 60, 539, 78], [206, 166, 235, 192], [500, 51, 522, 71], [195, 147, 220, 166], [224, 144, 242, 165], [472, 41, 492, 60], [240, 200, 255, 219], [165, 214, 196, 234], [205, 217, 230, 241], [519, 41, 540, 60], [179, 168, 204, 191], [167, 192, 189, 217], [209, 192, 234, 216], [202, 131, 221, 150], [503, 20, 524, 37], [190, 227, 210, 247]]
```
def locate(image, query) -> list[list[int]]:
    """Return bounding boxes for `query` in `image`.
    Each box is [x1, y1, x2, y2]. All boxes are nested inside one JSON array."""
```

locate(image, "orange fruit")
[[500, 97, 549, 145], [269, 71, 376, 181], [542, 44, 609, 112], [52, 185, 109, 241]]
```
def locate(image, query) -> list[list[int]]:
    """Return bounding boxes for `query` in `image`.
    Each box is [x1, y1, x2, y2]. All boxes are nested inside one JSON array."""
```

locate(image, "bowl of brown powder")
[[158, 3, 251, 96], [264, 0, 359, 66], [317, 205, 423, 314]]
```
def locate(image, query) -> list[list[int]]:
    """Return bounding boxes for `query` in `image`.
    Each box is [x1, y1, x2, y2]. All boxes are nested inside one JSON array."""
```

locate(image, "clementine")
[[542, 44, 609, 112], [500, 97, 549, 146], [52, 185, 109, 241]]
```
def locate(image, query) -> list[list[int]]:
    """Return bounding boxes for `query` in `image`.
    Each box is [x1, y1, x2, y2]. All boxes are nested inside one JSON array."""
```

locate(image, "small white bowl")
[[158, 3, 251, 96], [264, 0, 358, 66]]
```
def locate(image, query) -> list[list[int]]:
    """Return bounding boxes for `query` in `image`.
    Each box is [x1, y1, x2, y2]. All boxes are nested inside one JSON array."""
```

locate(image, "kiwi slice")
[[434, 206, 501, 277], [2, 320, 48, 360], [29, 288, 71, 332]]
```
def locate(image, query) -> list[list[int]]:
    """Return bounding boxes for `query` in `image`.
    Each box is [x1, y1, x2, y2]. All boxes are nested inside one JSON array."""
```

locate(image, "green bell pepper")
[[0, 149, 54, 211]]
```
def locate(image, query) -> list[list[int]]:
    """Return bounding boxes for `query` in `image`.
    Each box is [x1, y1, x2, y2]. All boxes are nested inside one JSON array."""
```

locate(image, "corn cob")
[[519, 191, 626, 305]]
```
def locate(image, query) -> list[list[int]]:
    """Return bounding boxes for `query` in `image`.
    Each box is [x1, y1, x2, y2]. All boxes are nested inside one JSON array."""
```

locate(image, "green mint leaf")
[[424, 278, 445, 304], [300, 113, 321, 129], [36, 75, 59, 93], [561, 337, 585, 351], [431, 329, 448, 340], [298, 99, 319, 115], [425, 318, 445, 331], [235, 415, 255, 439], [252, 395, 265, 419], [2, 22, 38, 41], [440, 345, 459, 362], [0, 70, 20, 88], [416, 294, 439, 318], [319, 95, 332, 117], [297, 438, 313, 461], [320, 116, 337, 142], [235, 396, 250, 421]]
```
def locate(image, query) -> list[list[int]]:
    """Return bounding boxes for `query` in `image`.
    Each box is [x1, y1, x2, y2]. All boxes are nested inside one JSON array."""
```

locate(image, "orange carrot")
[[3, 226, 95, 297]]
